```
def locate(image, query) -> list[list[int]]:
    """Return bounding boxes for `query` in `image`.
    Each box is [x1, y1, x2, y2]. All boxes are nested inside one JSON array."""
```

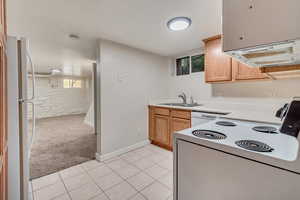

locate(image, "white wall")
[[99, 40, 170, 155], [28, 76, 92, 119]]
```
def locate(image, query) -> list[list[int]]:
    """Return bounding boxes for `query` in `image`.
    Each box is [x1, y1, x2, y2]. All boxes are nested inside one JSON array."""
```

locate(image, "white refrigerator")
[[7, 36, 36, 200]]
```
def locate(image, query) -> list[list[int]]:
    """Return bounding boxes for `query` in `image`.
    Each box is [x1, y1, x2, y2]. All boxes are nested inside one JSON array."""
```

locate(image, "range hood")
[[222, 0, 300, 67]]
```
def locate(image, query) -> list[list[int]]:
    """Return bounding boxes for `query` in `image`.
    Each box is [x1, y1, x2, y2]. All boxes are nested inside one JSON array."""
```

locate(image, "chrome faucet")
[[178, 92, 187, 104]]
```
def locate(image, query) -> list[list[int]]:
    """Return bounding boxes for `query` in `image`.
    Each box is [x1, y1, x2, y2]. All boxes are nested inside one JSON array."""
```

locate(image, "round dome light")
[[167, 17, 192, 31]]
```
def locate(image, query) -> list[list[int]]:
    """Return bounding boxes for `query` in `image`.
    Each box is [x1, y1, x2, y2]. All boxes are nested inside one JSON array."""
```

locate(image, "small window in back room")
[[176, 56, 190, 76], [191, 54, 205, 73], [63, 79, 82, 88], [72, 80, 82, 88]]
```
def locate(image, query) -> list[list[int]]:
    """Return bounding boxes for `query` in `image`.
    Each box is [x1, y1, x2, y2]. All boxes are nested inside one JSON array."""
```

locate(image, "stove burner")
[[192, 130, 227, 140], [252, 126, 278, 134], [216, 121, 237, 127], [235, 140, 274, 152]]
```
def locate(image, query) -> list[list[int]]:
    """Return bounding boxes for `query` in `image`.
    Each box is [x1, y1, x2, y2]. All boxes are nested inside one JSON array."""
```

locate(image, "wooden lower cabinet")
[[149, 106, 191, 150], [154, 115, 170, 147], [170, 118, 191, 148]]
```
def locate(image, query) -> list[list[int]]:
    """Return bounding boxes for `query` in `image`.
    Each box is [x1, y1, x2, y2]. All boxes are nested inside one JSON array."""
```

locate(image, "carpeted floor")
[[30, 114, 96, 179]]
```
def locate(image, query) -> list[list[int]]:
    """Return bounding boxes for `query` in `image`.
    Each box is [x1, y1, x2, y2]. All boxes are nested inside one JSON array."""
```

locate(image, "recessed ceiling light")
[[167, 17, 192, 31]]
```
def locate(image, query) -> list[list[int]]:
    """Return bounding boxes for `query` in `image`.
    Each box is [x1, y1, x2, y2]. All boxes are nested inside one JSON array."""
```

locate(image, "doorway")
[[29, 68, 97, 179]]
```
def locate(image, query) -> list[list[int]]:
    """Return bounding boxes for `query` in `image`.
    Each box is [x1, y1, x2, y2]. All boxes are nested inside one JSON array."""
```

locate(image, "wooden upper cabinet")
[[203, 35, 232, 82], [154, 115, 170, 146], [232, 59, 268, 81]]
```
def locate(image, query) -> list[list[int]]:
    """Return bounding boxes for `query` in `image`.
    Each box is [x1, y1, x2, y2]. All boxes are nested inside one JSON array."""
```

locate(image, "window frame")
[[175, 56, 191, 76], [175, 52, 205, 76], [191, 54, 205, 73]]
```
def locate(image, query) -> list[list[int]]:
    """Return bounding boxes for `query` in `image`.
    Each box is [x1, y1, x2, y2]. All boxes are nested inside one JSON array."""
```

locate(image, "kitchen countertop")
[[149, 102, 282, 125]]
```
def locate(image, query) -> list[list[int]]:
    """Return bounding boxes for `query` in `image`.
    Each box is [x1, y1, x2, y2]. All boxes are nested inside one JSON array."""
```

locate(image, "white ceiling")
[[7, 0, 222, 74]]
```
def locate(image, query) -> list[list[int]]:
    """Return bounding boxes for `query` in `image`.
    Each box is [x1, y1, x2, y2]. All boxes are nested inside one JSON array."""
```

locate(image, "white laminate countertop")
[[149, 101, 283, 125]]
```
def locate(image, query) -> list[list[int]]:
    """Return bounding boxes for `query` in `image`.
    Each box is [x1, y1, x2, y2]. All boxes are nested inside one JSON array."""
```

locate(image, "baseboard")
[[95, 140, 150, 162]]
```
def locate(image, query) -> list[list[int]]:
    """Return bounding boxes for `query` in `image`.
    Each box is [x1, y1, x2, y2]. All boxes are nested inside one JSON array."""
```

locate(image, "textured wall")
[[28, 76, 92, 119]]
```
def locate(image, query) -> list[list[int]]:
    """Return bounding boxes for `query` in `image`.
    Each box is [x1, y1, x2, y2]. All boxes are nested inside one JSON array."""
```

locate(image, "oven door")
[[175, 139, 300, 200]]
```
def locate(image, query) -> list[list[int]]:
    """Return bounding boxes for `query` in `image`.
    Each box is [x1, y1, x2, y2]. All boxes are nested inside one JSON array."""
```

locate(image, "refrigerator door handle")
[[20, 52, 36, 103], [27, 101, 36, 153]]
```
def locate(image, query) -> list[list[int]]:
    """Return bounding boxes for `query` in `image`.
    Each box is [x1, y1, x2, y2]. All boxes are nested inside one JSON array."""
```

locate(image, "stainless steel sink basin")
[[159, 103, 202, 107]]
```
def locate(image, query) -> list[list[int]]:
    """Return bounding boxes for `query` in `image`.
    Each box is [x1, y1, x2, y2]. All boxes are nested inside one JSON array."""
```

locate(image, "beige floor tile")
[[158, 150, 173, 158], [120, 151, 144, 163], [129, 193, 147, 200], [105, 181, 137, 200], [157, 158, 173, 171], [63, 173, 94, 191], [158, 172, 173, 189], [132, 157, 156, 170], [53, 194, 71, 200], [88, 165, 113, 178], [115, 163, 140, 179], [140, 181, 172, 200], [144, 165, 169, 180], [69, 182, 102, 200], [93, 172, 123, 191], [127, 172, 154, 191], [133, 147, 154, 157], [106, 159, 129, 170], [60, 165, 85, 180], [34, 181, 67, 200], [103, 156, 121, 164], [32, 172, 61, 191], [81, 160, 104, 171], [90, 193, 110, 200], [148, 154, 168, 163]]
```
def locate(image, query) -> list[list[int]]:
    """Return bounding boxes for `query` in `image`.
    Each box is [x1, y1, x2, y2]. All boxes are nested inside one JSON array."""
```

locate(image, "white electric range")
[[173, 118, 300, 200]]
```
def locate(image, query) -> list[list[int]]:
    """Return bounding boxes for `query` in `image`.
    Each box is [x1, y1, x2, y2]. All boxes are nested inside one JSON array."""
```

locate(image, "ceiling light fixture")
[[167, 17, 192, 31], [51, 68, 62, 74]]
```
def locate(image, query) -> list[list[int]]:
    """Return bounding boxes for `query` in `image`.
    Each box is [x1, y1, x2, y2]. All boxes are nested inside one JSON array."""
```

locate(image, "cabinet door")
[[232, 59, 268, 80], [170, 118, 190, 147], [154, 115, 170, 146], [204, 37, 232, 82]]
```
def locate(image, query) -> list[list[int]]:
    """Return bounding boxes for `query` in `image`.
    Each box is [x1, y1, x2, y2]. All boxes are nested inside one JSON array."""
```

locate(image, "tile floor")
[[31, 144, 173, 200]]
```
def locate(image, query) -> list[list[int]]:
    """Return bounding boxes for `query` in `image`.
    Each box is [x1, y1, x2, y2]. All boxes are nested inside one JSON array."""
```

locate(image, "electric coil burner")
[[235, 140, 274, 152], [252, 126, 278, 134], [216, 121, 237, 127], [192, 130, 227, 140]]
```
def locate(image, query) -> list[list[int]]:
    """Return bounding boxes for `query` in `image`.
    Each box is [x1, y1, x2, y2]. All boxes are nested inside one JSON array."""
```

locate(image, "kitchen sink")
[[159, 103, 202, 107]]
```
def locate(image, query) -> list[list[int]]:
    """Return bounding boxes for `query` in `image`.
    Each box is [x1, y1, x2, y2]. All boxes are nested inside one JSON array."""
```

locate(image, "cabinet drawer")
[[154, 107, 170, 116], [171, 110, 191, 119]]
